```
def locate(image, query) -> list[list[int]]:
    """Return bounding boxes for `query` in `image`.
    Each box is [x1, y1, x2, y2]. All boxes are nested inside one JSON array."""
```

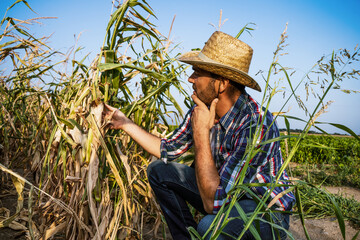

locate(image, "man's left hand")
[[191, 95, 218, 136]]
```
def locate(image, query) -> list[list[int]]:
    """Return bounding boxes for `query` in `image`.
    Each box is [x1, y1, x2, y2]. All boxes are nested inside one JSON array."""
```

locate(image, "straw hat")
[[178, 31, 261, 92]]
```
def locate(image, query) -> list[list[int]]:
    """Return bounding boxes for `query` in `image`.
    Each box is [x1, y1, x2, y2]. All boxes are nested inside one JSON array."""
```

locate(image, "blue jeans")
[[147, 160, 289, 240]]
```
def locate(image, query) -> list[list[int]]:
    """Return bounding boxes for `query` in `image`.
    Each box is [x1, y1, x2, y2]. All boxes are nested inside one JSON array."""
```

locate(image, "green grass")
[[298, 185, 360, 228], [280, 134, 360, 165], [289, 161, 360, 189]]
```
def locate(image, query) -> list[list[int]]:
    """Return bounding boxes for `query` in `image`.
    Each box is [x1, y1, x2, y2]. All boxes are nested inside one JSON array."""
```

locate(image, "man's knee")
[[146, 159, 165, 183], [197, 215, 215, 239]]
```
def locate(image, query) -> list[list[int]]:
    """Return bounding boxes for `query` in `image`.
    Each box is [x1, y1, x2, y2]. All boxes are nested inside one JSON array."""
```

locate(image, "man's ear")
[[219, 78, 230, 94]]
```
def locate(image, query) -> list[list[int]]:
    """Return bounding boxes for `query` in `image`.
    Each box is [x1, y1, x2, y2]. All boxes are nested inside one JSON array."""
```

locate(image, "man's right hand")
[[102, 103, 161, 158], [103, 103, 130, 130]]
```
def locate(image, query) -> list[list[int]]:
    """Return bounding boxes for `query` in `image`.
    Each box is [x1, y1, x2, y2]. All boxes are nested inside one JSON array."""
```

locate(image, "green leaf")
[[301, 142, 338, 150], [187, 226, 203, 239], [234, 202, 262, 240], [134, 1, 157, 19], [98, 63, 170, 82], [58, 117, 76, 129], [235, 22, 255, 39], [328, 195, 346, 240], [295, 187, 311, 240], [316, 121, 360, 142], [258, 135, 298, 146], [7, 0, 36, 14], [122, 17, 159, 41], [352, 230, 360, 240], [284, 115, 291, 135]]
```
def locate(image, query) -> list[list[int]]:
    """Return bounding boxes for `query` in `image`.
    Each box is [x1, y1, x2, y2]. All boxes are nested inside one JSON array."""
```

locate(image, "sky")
[[1, 0, 360, 134]]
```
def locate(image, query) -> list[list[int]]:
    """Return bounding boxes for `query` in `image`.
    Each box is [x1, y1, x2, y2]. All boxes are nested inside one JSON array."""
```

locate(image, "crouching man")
[[104, 31, 295, 240]]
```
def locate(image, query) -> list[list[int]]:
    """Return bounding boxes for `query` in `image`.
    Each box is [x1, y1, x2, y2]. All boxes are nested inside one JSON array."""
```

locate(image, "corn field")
[[280, 134, 360, 165], [1, 0, 190, 239], [1, 0, 360, 240]]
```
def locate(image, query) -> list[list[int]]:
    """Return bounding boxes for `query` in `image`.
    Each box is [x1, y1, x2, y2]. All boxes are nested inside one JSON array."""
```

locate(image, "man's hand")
[[191, 95, 218, 136], [103, 104, 130, 130]]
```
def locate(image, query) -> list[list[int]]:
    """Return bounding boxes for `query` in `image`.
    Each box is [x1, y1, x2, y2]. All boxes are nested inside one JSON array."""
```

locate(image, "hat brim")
[[178, 51, 261, 92]]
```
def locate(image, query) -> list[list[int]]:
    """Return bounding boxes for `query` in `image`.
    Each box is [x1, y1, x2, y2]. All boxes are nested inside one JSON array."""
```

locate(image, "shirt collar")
[[218, 90, 248, 130]]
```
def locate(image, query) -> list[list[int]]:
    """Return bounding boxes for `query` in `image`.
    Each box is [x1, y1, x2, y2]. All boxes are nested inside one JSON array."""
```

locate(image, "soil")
[[1, 182, 359, 240], [288, 186, 360, 240], [289, 216, 359, 240], [324, 186, 360, 202]]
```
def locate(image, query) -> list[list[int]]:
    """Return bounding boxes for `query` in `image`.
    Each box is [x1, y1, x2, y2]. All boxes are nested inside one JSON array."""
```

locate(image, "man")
[[104, 31, 295, 239]]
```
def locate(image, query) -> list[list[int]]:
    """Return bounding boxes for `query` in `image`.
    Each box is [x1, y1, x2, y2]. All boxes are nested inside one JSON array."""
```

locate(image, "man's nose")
[[188, 73, 195, 83]]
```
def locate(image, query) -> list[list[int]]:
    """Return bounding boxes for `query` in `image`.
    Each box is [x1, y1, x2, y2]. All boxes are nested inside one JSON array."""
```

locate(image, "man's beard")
[[195, 81, 217, 107]]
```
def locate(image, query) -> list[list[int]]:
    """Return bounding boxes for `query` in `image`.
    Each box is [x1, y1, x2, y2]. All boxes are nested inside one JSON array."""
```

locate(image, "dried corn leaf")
[[65, 175, 82, 182], [133, 183, 147, 197], [31, 150, 41, 172], [91, 102, 104, 127], [107, 201, 123, 240], [29, 221, 41, 239], [43, 222, 66, 240], [4, 218, 27, 231], [87, 150, 100, 240], [0, 212, 20, 228], [11, 175, 25, 212], [45, 95, 76, 147], [115, 142, 131, 182], [0, 163, 93, 235], [84, 102, 107, 240], [92, 186, 112, 240], [69, 126, 87, 146], [0, 207, 10, 218], [89, 114, 130, 224]]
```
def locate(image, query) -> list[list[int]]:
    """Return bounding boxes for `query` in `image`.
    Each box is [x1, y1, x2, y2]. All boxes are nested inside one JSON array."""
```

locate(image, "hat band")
[[198, 52, 218, 64]]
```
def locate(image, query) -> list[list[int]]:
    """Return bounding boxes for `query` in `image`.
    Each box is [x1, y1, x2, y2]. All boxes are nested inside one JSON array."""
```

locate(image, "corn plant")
[[1, 0, 190, 239], [279, 134, 360, 164], [0, 1, 56, 171], [0, 1, 66, 238], [36, 1, 192, 239]]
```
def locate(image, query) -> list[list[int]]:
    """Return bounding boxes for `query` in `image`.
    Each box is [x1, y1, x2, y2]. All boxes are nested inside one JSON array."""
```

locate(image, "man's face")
[[188, 67, 217, 106]]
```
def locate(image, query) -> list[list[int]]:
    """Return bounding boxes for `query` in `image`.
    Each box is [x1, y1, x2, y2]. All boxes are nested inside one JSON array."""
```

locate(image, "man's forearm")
[[194, 131, 220, 213], [190, 96, 220, 213], [104, 104, 161, 158], [122, 121, 161, 158]]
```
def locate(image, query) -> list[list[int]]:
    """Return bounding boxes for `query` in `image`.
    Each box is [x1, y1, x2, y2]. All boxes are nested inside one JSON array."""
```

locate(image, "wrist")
[[193, 129, 210, 146], [121, 118, 135, 132]]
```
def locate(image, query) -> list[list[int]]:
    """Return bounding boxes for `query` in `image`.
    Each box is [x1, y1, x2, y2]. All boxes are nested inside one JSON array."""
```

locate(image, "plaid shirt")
[[160, 92, 295, 213]]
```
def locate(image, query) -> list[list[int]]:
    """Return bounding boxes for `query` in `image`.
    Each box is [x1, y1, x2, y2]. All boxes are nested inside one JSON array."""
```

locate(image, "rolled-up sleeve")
[[160, 106, 195, 163]]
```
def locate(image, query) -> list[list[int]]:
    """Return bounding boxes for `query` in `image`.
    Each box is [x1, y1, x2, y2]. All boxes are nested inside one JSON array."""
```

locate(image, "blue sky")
[[1, 0, 359, 134]]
